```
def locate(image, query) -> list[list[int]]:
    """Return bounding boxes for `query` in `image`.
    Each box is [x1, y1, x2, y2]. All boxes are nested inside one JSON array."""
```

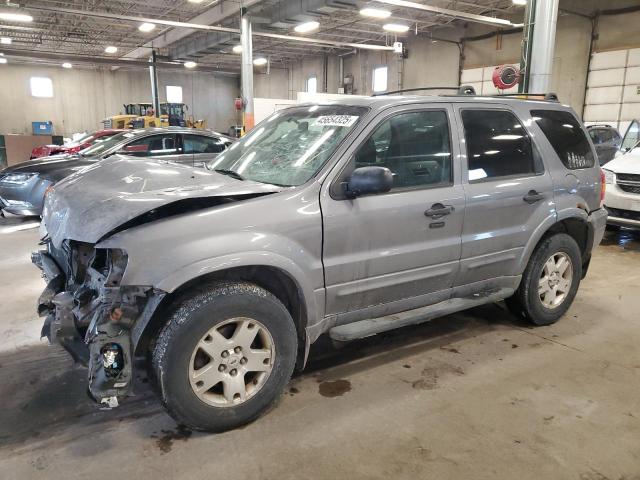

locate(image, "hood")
[[1, 154, 90, 175], [42, 155, 283, 247], [603, 149, 640, 175]]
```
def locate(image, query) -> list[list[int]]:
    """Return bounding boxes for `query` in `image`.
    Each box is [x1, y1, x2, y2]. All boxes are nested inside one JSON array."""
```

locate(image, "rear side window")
[[531, 110, 594, 169], [461, 109, 536, 182]]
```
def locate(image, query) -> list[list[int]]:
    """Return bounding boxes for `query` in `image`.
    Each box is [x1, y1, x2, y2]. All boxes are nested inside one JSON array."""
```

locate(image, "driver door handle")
[[523, 190, 544, 204], [425, 203, 454, 218]]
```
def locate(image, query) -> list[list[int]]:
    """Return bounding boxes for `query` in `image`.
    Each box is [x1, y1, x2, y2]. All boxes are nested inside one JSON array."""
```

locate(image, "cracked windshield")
[[209, 105, 367, 186]]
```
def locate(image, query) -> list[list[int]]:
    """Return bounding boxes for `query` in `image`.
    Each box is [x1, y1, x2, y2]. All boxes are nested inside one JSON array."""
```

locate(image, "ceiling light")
[[188, 0, 205, 3], [105, 46, 118, 54], [0, 11, 33, 23], [294, 21, 320, 33], [360, 7, 392, 19], [0, 37, 11, 45], [0, 58, 7, 64], [184, 61, 197, 68], [232, 45, 242, 54], [512, 0, 527, 4], [383, 23, 409, 33], [62, 62, 72, 69], [139, 22, 156, 33], [253, 57, 268, 66]]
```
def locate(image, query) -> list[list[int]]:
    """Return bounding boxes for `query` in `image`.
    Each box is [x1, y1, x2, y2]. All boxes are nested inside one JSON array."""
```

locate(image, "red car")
[[30, 129, 124, 159]]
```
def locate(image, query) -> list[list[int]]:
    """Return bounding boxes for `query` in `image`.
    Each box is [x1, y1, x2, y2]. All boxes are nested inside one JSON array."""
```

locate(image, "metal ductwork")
[[169, 0, 359, 61]]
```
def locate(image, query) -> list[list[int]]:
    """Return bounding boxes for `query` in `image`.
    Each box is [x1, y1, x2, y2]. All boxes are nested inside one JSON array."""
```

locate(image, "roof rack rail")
[[373, 85, 477, 97], [485, 92, 559, 102]]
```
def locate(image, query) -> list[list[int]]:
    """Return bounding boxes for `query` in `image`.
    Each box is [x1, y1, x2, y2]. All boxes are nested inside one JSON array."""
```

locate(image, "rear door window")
[[183, 135, 228, 154], [461, 109, 537, 182], [531, 110, 595, 169]]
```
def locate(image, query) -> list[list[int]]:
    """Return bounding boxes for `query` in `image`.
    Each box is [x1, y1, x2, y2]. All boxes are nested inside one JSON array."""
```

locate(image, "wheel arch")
[[134, 265, 310, 368], [518, 209, 592, 276]]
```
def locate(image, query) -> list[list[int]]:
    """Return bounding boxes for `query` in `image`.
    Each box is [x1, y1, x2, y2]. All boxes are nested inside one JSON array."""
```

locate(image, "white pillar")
[[240, 12, 254, 132], [528, 0, 559, 93]]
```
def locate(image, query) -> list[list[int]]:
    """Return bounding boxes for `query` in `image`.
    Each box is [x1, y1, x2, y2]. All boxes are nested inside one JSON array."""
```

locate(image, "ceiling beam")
[[374, 0, 521, 27], [26, 4, 394, 52]]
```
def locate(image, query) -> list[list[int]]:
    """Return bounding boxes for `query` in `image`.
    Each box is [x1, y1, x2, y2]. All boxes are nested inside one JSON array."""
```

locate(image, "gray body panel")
[[39, 94, 606, 353]]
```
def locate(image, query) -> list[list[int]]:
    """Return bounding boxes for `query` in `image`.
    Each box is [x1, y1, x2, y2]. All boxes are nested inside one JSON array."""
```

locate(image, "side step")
[[329, 288, 513, 342]]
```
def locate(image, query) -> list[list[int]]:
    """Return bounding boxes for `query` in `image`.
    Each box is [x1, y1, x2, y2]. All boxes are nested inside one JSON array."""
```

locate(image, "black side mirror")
[[344, 166, 393, 198]]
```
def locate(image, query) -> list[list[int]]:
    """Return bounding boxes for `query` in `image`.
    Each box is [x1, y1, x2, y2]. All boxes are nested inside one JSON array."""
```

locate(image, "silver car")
[[0, 127, 233, 216], [33, 95, 607, 432]]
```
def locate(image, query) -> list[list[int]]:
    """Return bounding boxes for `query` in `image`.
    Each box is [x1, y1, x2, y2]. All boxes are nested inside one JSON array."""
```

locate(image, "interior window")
[[124, 134, 180, 157], [183, 135, 227, 154], [354, 110, 452, 189], [461, 109, 536, 182], [531, 109, 595, 169]]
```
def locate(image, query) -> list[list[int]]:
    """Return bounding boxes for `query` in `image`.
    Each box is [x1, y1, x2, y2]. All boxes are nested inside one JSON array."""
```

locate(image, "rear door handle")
[[523, 190, 544, 204], [425, 203, 454, 218]]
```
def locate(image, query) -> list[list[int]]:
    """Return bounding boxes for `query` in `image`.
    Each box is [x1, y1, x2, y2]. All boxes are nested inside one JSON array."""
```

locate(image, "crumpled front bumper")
[[32, 246, 163, 408]]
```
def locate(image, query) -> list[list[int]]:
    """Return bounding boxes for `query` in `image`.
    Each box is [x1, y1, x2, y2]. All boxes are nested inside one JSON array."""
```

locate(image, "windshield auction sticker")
[[314, 115, 359, 127]]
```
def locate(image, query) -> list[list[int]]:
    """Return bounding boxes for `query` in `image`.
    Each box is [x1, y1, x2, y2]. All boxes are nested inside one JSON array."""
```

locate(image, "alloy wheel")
[[188, 317, 275, 407]]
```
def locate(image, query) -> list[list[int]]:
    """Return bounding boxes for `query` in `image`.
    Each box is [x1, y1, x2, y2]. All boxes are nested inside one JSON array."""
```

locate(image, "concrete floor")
[[1, 216, 639, 480]]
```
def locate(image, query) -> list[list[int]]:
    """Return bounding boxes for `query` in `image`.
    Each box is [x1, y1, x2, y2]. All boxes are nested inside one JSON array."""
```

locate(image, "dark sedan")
[[0, 127, 234, 216]]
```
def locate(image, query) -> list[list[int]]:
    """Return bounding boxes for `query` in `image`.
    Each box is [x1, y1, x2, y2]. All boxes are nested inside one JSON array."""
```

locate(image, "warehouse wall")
[[0, 64, 239, 137]]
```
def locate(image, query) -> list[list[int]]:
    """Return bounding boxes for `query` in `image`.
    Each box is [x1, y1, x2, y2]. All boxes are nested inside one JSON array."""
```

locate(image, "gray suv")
[[33, 94, 607, 432]]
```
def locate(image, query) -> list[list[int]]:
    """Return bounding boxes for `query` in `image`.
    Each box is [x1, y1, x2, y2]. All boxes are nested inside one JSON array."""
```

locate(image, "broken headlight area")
[[32, 240, 164, 408]]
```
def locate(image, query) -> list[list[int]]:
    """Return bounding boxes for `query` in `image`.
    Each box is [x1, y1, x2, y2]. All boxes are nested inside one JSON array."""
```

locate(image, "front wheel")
[[506, 233, 582, 326], [151, 282, 298, 432]]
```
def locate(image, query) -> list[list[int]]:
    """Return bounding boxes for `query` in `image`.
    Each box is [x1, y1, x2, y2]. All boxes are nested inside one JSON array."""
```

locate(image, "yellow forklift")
[[101, 103, 165, 129]]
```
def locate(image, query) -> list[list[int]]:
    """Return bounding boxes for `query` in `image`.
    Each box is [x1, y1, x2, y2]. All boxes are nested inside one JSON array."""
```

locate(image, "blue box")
[[32, 121, 54, 135]]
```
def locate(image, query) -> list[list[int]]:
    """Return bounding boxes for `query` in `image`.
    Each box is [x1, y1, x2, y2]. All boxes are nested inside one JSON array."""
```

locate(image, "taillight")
[[600, 168, 606, 205]]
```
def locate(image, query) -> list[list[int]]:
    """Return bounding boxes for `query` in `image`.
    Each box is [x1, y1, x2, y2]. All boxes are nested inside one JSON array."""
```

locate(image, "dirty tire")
[[151, 282, 297, 432], [506, 233, 582, 326]]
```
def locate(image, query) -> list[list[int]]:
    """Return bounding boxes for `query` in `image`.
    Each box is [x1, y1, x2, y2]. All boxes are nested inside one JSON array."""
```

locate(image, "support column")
[[240, 10, 254, 132], [528, 0, 559, 93], [149, 50, 161, 119]]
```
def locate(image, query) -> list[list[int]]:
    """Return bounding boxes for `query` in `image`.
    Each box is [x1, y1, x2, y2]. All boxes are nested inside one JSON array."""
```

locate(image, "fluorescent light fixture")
[[294, 21, 320, 33], [184, 61, 197, 68], [62, 62, 72, 69], [105, 46, 118, 54], [0, 11, 33, 23], [0, 37, 11, 45], [0, 58, 7, 64], [360, 7, 392, 18], [253, 57, 268, 66], [383, 23, 409, 33], [138, 22, 156, 32], [188, 0, 205, 3], [232, 45, 242, 54], [512, 0, 527, 5]]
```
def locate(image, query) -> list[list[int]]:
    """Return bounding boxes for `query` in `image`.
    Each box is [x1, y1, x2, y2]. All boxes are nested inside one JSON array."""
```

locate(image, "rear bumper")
[[588, 207, 608, 249]]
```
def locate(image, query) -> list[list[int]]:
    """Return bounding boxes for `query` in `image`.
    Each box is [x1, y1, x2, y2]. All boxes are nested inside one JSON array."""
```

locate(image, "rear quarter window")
[[531, 110, 595, 169]]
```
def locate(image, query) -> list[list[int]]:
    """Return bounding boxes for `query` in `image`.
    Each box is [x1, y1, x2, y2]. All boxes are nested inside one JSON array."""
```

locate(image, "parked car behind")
[[33, 95, 606, 432], [30, 129, 124, 159], [602, 119, 640, 229], [0, 127, 233, 216], [586, 124, 622, 165]]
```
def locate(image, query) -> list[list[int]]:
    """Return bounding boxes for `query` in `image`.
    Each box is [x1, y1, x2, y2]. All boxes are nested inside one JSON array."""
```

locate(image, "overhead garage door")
[[584, 48, 640, 135]]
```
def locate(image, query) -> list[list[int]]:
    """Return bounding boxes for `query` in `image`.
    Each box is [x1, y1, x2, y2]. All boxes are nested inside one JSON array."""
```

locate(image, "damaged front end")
[[33, 239, 165, 408]]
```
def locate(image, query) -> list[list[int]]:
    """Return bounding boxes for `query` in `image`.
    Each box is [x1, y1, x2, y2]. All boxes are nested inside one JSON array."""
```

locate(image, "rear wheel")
[[151, 282, 297, 432], [506, 233, 582, 326]]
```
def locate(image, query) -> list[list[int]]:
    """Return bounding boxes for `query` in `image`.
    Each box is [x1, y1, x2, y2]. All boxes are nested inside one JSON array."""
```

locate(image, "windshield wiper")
[[214, 168, 245, 181]]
